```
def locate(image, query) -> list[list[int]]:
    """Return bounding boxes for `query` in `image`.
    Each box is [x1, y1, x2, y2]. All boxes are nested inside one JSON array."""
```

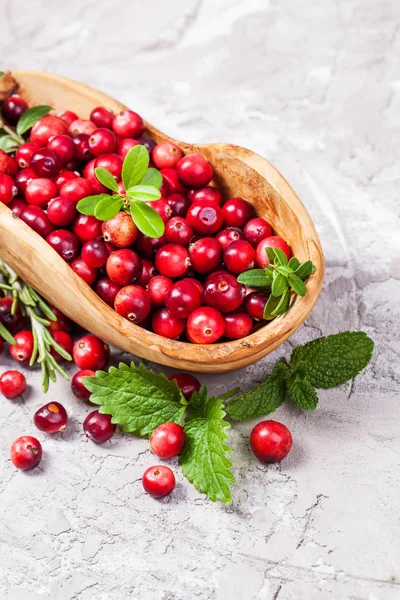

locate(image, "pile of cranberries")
[[0, 95, 292, 344]]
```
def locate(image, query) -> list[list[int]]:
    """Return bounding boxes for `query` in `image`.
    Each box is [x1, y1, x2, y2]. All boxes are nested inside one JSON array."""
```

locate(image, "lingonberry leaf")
[[122, 145, 149, 191], [276, 265, 294, 277], [263, 294, 281, 320], [77, 194, 110, 216], [140, 168, 162, 188], [16, 105, 52, 135], [226, 362, 288, 421], [288, 273, 307, 297], [237, 268, 273, 289], [130, 201, 165, 238], [296, 260, 316, 280], [288, 257, 300, 271], [179, 386, 235, 504], [94, 167, 119, 192], [287, 374, 318, 410], [83, 362, 187, 437], [271, 272, 288, 297], [127, 185, 162, 202], [0, 72, 4, 77], [266, 246, 288, 267], [271, 287, 291, 316], [0, 135, 19, 153], [94, 195, 123, 221]]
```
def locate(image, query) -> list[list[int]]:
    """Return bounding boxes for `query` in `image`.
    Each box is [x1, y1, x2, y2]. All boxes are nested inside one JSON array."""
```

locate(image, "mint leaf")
[[16, 105, 52, 135], [288, 273, 306, 297], [77, 194, 109, 216], [0, 135, 19, 153], [271, 272, 288, 297], [287, 374, 318, 410], [290, 332, 374, 389], [122, 145, 149, 190], [237, 269, 272, 289], [140, 168, 162, 188], [127, 185, 161, 202], [130, 201, 165, 238], [95, 167, 119, 192], [94, 195, 123, 220], [83, 362, 187, 436], [226, 363, 288, 421], [179, 386, 235, 504]]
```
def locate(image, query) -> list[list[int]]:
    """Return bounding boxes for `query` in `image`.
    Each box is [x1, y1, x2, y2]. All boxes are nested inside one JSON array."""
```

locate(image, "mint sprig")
[[76, 145, 164, 238]]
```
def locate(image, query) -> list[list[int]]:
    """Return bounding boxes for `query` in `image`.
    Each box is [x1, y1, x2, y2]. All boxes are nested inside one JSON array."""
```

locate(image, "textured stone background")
[[1, 0, 400, 598]]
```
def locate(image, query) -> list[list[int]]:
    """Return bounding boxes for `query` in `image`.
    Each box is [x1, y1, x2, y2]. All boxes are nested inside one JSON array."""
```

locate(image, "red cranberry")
[[31, 148, 61, 178], [142, 465, 175, 498], [55, 169, 78, 192], [31, 115, 67, 146], [90, 106, 114, 129], [48, 134, 75, 164], [148, 275, 173, 307], [116, 137, 139, 159], [112, 110, 144, 138], [72, 133, 92, 161], [166, 193, 190, 217], [95, 278, 122, 307], [61, 178, 93, 204], [244, 292, 269, 320], [137, 259, 156, 287], [223, 311, 253, 339], [48, 306, 73, 333], [47, 196, 77, 227], [216, 227, 243, 250], [165, 217, 193, 246], [203, 271, 245, 313], [106, 249, 142, 285], [71, 369, 96, 401], [176, 154, 213, 188], [165, 280, 201, 319], [9, 330, 34, 364], [150, 422, 186, 459], [34, 402, 68, 433], [160, 168, 185, 194], [187, 307, 225, 344], [70, 257, 99, 286], [150, 198, 172, 223], [152, 309, 185, 339], [84, 410, 116, 443], [250, 420, 293, 463], [0, 297, 25, 334], [155, 244, 190, 278], [168, 373, 201, 400], [222, 197, 254, 228], [8, 198, 27, 217], [187, 200, 223, 235], [255, 236, 292, 267], [1, 95, 28, 125], [83, 159, 107, 194], [20, 205, 54, 237], [73, 335, 110, 371], [0, 174, 17, 205], [94, 153, 122, 180], [0, 370, 27, 398], [15, 142, 41, 168], [72, 214, 102, 243], [152, 141, 183, 169], [224, 240, 255, 274], [189, 237, 222, 274], [46, 230, 79, 262], [88, 128, 117, 156], [243, 217, 273, 247], [49, 330, 73, 362], [135, 232, 167, 258], [114, 285, 151, 323], [15, 168, 38, 195], [57, 110, 79, 127], [68, 119, 96, 137], [0, 149, 16, 176], [102, 212, 138, 248], [81, 240, 109, 268], [189, 186, 222, 205], [138, 136, 156, 153], [182, 277, 204, 295], [25, 177, 56, 207], [11, 436, 42, 470]]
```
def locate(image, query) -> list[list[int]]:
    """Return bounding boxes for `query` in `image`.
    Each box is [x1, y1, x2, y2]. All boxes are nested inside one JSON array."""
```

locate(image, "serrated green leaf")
[[271, 287, 291, 316], [130, 201, 165, 238], [287, 374, 318, 410], [237, 269, 272, 289], [77, 194, 110, 216], [83, 362, 187, 436], [263, 294, 281, 320], [16, 105, 52, 135], [226, 362, 288, 421], [295, 260, 316, 280], [179, 386, 235, 504], [94, 195, 123, 221], [122, 145, 149, 190], [290, 332, 374, 389], [288, 257, 300, 270], [140, 168, 162, 188], [288, 273, 307, 297], [127, 185, 161, 202], [94, 167, 119, 192], [271, 272, 288, 297], [0, 321, 16, 345], [0, 135, 19, 153]]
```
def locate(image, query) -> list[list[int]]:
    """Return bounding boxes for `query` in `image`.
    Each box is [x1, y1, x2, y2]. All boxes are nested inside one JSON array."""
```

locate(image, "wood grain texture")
[[0, 71, 324, 372]]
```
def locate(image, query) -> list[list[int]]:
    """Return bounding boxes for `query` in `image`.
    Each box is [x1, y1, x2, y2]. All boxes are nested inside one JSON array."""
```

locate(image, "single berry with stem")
[[152, 141, 183, 169], [150, 422, 186, 459], [84, 410, 116, 443], [112, 110, 144, 138], [90, 106, 114, 129], [11, 436, 42, 470], [46, 230, 80, 263], [88, 128, 117, 156], [15, 142, 41, 169], [34, 402, 68, 433], [165, 217, 193, 246]]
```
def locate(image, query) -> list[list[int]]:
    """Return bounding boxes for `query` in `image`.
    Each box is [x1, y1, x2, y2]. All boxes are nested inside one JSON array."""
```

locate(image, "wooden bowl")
[[0, 70, 324, 372]]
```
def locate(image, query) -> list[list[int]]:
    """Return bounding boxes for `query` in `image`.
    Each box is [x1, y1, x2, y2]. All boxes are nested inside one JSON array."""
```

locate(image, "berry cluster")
[[0, 96, 292, 344]]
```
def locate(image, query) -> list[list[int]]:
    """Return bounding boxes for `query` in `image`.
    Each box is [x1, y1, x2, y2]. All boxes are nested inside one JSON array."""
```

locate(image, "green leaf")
[[263, 294, 281, 320], [76, 194, 110, 216], [271, 287, 291, 316], [94, 195, 123, 221], [16, 105, 52, 135], [0, 72, 4, 78], [122, 145, 149, 190], [0, 135, 19, 153], [271, 272, 288, 297], [273, 247, 289, 266], [290, 332, 374, 389], [83, 362, 187, 436], [237, 269, 273, 289], [140, 168, 162, 188], [130, 201, 165, 238], [179, 387, 235, 504], [288, 257, 300, 270], [288, 273, 307, 297], [95, 167, 119, 192], [226, 363, 288, 421], [295, 260, 316, 280], [287, 374, 318, 410], [265, 246, 276, 265], [0, 321, 16, 345], [127, 185, 162, 202], [276, 265, 294, 277]]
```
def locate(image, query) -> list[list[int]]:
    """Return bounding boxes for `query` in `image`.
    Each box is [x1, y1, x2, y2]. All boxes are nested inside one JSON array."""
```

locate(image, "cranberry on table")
[[0, 174, 17, 205], [102, 212, 138, 248], [47, 196, 77, 227], [81, 240, 109, 268], [57, 110, 79, 127], [152, 141, 183, 169], [73, 335, 110, 371], [1, 95, 28, 124], [187, 307, 225, 344], [148, 275, 174, 307], [0, 297, 25, 334], [50, 330, 73, 361], [255, 236, 291, 268], [250, 420, 293, 463], [166, 193, 191, 217], [46, 230, 80, 263], [135, 232, 167, 258], [160, 168, 185, 194], [90, 106, 114, 129], [68, 118, 97, 137], [83, 410, 116, 443], [20, 205, 54, 238], [155, 244, 190, 278], [106, 249, 143, 285], [187, 200, 223, 235], [116, 137, 139, 159], [25, 177, 57, 208], [152, 308, 186, 339], [222, 197, 254, 228], [95, 278, 122, 307], [150, 422, 186, 459], [223, 240, 255, 274], [60, 177, 93, 204], [165, 280, 201, 319], [168, 373, 201, 401], [176, 154, 213, 188], [114, 285, 151, 323], [223, 311, 253, 339], [165, 217, 193, 246], [30, 115, 68, 146], [11, 436, 42, 470], [49, 306, 73, 333], [71, 369, 96, 402], [216, 227, 243, 250], [0, 370, 27, 399], [112, 110, 144, 139], [70, 258, 99, 286], [244, 292, 269, 320], [142, 465, 176, 498], [89, 128, 117, 156], [15, 142, 41, 169], [9, 331, 34, 364], [189, 186, 222, 205], [34, 402, 68, 433], [203, 271, 245, 313]]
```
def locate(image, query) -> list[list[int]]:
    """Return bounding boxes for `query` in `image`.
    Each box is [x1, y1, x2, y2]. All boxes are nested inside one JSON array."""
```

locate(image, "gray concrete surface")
[[1, 0, 400, 598]]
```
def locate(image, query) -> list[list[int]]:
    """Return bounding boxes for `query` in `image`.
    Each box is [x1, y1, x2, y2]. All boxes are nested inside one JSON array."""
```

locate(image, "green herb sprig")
[[76, 145, 165, 238], [0, 105, 53, 153]]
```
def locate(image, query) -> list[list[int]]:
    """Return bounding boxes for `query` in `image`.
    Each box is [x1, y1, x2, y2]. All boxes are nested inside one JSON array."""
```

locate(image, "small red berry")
[[137, 258, 157, 287], [255, 236, 292, 268], [106, 249, 143, 285], [102, 212, 138, 248], [81, 240, 109, 268], [187, 200, 223, 235], [20, 205, 54, 238], [60, 177, 93, 204], [31, 148, 61, 178], [189, 237, 222, 274], [48, 134, 76, 164], [244, 292, 269, 320], [31, 115, 67, 146], [94, 153, 122, 180], [150, 422, 186, 459], [46, 229, 80, 263], [0, 174, 17, 205], [176, 154, 213, 188], [203, 271, 245, 313], [50, 330, 73, 362], [89, 128, 117, 156], [186, 307, 225, 344], [150, 197, 172, 223], [148, 275, 174, 307], [70, 257, 99, 286], [135, 232, 167, 258], [55, 169, 78, 193], [112, 110, 144, 138], [114, 285, 151, 323], [71, 369, 96, 402], [168, 373, 201, 400], [222, 197, 254, 228], [152, 141, 183, 169], [2, 95, 28, 124], [250, 420, 293, 463], [83, 159, 107, 194], [72, 335, 110, 371], [160, 168, 185, 194], [34, 402, 68, 433], [189, 186, 222, 205], [155, 244, 190, 278], [8, 198, 27, 217], [57, 109, 79, 126], [223, 240, 255, 274], [11, 436, 42, 470], [9, 331, 34, 364], [165, 280, 201, 319], [95, 278, 122, 307], [72, 214, 102, 243], [47, 196, 77, 227], [72, 133, 92, 161], [223, 311, 253, 339], [165, 216, 193, 246], [166, 192, 191, 217], [116, 137, 139, 159], [15, 142, 41, 169], [216, 227, 243, 250], [84, 410, 116, 443], [68, 118, 97, 137], [152, 309, 185, 339], [25, 177, 57, 207], [0, 370, 27, 399], [90, 106, 114, 129], [142, 465, 176, 498], [243, 217, 273, 247], [14, 168, 38, 196]]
